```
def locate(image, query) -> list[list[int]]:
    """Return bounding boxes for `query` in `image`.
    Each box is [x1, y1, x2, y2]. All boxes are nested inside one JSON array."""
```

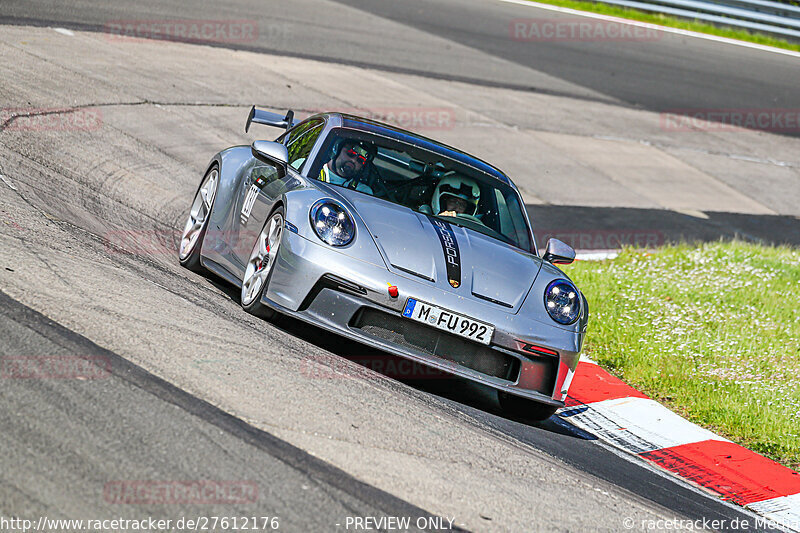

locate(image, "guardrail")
[[594, 0, 800, 40]]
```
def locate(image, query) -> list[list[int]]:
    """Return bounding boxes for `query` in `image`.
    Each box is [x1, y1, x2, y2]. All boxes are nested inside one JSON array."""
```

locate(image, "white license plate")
[[402, 298, 494, 345]]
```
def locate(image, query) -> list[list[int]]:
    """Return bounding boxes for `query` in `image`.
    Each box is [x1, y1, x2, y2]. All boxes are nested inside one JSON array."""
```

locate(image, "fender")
[[200, 146, 256, 277]]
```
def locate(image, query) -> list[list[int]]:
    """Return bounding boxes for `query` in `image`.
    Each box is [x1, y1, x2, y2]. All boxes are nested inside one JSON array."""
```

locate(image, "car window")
[[308, 128, 532, 252], [494, 189, 531, 251], [283, 119, 324, 171]]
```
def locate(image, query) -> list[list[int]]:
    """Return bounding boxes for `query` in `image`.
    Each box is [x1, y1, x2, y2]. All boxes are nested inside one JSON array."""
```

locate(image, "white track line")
[[52, 28, 75, 37], [498, 0, 800, 58], [559, 396, 729, 454], [0, 174, 18, 191]]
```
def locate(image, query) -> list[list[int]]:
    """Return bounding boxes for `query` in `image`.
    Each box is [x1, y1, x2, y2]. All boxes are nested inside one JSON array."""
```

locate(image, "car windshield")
[[307, 128, 533, 252]]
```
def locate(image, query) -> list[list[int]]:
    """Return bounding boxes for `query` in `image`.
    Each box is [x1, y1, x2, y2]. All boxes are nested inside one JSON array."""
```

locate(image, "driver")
[[320, 139, 377, 194], [430, 173, 481, 218]]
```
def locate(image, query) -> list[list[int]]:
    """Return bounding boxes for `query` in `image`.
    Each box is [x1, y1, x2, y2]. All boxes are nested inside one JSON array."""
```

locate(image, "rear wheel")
[[240, 207, 285, 321], [497, 391, 558, 421], [178, 166, 218, 272]]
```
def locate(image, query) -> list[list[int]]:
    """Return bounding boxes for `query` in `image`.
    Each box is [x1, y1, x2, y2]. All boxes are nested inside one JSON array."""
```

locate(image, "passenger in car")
[[422, 173, 482, 219]]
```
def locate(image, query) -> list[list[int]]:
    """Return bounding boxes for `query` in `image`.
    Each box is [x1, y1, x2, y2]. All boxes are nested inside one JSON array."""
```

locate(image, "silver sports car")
[[178, 108, 588, 420]]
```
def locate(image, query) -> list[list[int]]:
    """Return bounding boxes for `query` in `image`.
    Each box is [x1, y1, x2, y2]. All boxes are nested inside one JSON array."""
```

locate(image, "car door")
[[231, 119, 326, 272]]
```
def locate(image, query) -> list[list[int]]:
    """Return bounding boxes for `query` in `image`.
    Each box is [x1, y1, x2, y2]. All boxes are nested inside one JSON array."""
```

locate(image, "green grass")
[[521, 0, 800, 53], [567, 241, 800, 470]]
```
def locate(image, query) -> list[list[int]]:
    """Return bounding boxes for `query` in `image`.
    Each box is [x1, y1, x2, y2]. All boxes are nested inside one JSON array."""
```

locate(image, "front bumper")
[[264, 230, 584, 405]]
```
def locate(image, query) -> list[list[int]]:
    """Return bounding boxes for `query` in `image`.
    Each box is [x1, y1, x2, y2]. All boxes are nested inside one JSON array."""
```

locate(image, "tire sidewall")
[[179, 165, 218, 270], [241, 205, 285, 316]]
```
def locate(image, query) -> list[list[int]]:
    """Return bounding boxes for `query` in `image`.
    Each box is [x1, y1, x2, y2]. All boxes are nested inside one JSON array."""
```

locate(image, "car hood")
[[337, 189, 542, 312]]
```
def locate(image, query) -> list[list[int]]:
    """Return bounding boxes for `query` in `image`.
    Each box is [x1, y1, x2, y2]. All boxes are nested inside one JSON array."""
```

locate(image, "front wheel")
[[497, 391, 558, 421], [178, 166, 218, 272], [240, 207, 285, 321]]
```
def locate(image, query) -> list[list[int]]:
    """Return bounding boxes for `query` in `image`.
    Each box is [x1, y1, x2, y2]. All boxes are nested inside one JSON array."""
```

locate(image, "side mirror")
[[251, 141, 289, 177], [542, 238, 576, 265]]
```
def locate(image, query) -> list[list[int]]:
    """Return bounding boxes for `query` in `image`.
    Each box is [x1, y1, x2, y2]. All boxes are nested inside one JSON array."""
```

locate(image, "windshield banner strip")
[[426, 216, 462, 288]]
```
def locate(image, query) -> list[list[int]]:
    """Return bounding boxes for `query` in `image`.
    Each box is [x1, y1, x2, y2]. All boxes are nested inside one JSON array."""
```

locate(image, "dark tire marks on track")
[[0, 289, 453, 531]]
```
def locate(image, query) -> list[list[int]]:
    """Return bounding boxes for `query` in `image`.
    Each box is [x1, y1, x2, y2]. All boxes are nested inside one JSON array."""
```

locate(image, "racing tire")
[[178, 166, 219, 273], [497, 391, 558, 421], [240, 206, 285, 321]]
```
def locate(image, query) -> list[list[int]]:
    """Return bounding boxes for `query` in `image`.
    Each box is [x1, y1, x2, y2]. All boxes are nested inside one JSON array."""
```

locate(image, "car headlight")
[[309, 200, 355, 246], [544, 279, 581, 325]]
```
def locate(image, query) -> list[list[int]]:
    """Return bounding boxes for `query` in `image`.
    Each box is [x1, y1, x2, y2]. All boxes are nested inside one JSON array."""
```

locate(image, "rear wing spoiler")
[[245, 107, 295, 133]]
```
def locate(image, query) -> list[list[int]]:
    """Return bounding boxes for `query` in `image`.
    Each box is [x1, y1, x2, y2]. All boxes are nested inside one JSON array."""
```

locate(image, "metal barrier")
[[594, 0, 800, 40]]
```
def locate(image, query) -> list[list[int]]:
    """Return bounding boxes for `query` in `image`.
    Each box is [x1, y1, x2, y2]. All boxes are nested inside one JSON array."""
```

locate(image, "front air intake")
[[351, 308, 520, 381]]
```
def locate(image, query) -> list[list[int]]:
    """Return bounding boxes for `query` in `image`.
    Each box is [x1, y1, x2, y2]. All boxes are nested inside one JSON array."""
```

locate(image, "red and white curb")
[[558, 356, 800, 531]]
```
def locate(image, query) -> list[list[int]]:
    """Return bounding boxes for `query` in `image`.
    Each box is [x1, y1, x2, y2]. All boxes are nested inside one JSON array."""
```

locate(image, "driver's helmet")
[[432, 173, 480, 216], [333, 138, 377, 166]]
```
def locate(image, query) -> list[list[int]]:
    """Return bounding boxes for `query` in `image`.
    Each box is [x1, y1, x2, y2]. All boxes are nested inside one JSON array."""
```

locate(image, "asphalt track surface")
[[0, 280, 776, 531], [0, 291, 440, 532], [0, 1, 796, 531], [0, 281, 770, 532], [3, 0, 800, 114]]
